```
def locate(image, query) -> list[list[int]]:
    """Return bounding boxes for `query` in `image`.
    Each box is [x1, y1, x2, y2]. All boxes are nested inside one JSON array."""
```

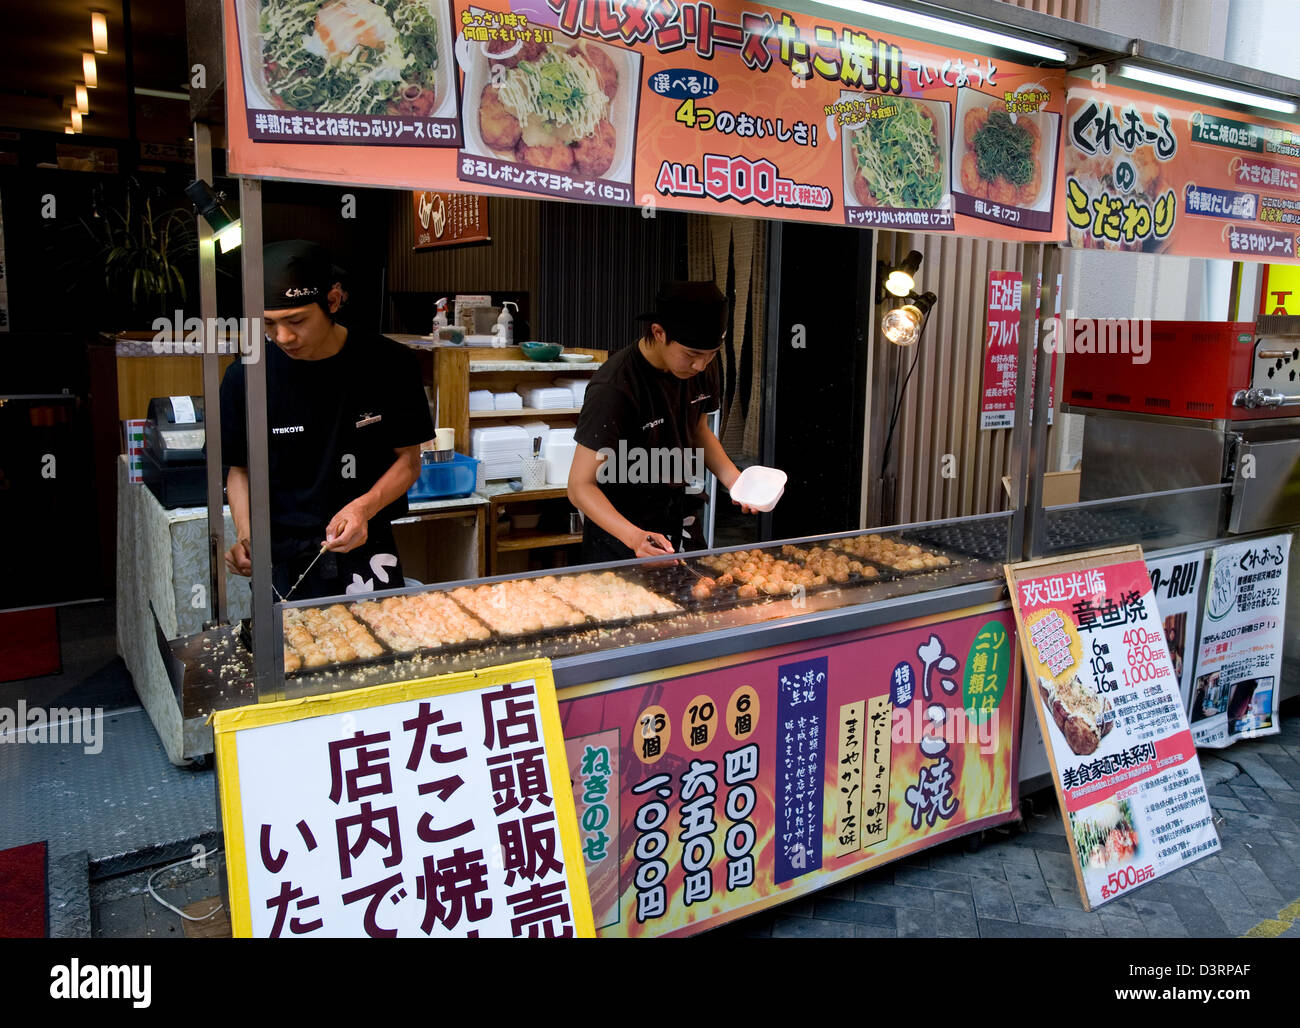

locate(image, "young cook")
[[221, 240, 433, 599], [569, 280, 755, 563]]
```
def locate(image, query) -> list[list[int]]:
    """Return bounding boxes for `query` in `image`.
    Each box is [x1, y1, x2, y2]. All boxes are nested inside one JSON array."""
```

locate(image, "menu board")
[[1145, 551, 1207, 713], [224, 0, 1066, 242], [214, 659, 594, 937], [412, 190, 490, 248], [1065, 74, 1300, 263], [1190, 535, 1291, 749], [1007, 547, 1219, 911]]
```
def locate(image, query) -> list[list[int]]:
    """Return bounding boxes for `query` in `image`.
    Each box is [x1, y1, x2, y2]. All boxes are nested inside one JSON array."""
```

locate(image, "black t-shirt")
[[220, 332, 433, 589], [574, 343, 719, 561]]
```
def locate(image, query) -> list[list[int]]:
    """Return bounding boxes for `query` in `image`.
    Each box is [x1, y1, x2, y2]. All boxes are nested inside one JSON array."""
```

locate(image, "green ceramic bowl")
[[520, 341, 563, 362]]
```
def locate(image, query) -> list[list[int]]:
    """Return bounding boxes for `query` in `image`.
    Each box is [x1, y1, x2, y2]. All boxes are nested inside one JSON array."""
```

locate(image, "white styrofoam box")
[[544, 438, 577, 485], [522, 387, 575, 409], [729, 465, 787, 512], [555, 378, 589, 402], [471, 425, 529, 457], [493, 391, 523, 409], [520, 421, 550, 452], [547, 427, 576, 446], [469, 389, 495, 411]]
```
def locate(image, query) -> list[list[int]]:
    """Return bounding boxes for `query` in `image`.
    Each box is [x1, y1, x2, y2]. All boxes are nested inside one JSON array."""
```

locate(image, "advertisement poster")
[[979, 270, 1056, 430], [224, 0, 1067, 241], [214, 660, 594, 938], [1007, 548, 1219, 911], [1145, 551, 1206, 712], [1189, 534, 1291, 748], [1065, 74, 1300, 263], [559, 605, 1019, 938], [412, 190, 491, 248]]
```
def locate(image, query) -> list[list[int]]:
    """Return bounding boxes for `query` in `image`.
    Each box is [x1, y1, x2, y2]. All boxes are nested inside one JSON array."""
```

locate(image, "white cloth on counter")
[[469, 389, 495, 412], [493, 391, 523, 410]]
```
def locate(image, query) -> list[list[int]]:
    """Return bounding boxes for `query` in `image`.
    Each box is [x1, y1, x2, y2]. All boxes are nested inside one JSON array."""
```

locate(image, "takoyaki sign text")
[[1006, 547, 1219, 911]]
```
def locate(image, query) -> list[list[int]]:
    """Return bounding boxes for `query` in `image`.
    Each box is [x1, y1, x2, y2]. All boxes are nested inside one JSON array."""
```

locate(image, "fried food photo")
[[960, 98, 1043, 207]]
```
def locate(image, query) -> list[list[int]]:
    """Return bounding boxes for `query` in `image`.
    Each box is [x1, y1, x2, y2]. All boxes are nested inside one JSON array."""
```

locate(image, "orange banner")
[[1065, 74, 1300, 263], [224, 0, 1066, 242]]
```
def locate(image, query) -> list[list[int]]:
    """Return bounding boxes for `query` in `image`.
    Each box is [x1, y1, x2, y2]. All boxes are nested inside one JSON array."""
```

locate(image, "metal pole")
[[239, 178, 281, 702], [195, 122, 227, 628], [759, 221, 782, 543], [1025, 245, 1061, 559], [1005, 243, 1042, 563]]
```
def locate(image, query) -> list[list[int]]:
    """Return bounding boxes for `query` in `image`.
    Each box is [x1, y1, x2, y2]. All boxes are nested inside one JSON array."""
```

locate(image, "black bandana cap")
[[635, 281, 729, 350], [263, 240, 347, 311]]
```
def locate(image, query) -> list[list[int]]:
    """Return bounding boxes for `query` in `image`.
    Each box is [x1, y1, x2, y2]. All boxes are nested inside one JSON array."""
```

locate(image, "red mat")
[[0, 842, 47, 938], [0, 607, 61, 683]]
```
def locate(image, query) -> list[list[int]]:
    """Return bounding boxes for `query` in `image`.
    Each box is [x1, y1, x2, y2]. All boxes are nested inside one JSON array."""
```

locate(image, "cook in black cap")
[[220, 240, 433, 600], [569, 280, 756, 564]]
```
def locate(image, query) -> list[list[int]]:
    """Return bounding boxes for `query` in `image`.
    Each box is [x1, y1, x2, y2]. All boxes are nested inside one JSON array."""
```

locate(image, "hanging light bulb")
[[91, 11, 109, 54], [83, 51, 98, 89], [885, 250, 924, 297], [881, 292, 936, 346], [71, 109, 83, 133], [76, 84, 89, 114]]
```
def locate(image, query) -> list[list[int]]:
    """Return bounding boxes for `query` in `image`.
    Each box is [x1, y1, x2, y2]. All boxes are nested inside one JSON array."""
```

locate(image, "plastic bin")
[[408, 454, 481, 501]]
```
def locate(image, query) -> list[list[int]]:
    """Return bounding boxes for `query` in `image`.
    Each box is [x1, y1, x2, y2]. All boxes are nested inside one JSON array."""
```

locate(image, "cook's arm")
[[224, 466, 253, 575], [694, 414, 741, 491], [325, 445, 422, 551], [568, 444, 673, 557]]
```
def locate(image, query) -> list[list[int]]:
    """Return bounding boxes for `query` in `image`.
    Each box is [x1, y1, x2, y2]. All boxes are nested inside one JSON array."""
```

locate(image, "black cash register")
[[143, 395, 207, 508]]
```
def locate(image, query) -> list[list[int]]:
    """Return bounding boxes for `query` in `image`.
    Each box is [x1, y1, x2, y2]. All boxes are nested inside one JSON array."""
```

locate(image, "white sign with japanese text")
[[1190, 535, 1291, 749], [215, 660, 594, 938], [1145, 551, 1206, 713]]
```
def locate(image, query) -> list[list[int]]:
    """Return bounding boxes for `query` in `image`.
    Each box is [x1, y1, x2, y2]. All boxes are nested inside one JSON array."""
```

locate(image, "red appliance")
[[1062, 320, 1300, 422]]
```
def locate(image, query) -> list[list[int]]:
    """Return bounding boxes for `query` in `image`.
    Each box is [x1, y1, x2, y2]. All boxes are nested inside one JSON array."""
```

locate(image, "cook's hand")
[[325, 500, 370, 553], [731, 497, 760, 515], [225, 538, 252, 577], [628, 530, 675, 559]]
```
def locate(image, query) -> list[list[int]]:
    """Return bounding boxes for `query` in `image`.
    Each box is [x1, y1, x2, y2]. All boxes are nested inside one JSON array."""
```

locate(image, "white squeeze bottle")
[[432, 297, 449, 334], [493, 301, 517, 347]]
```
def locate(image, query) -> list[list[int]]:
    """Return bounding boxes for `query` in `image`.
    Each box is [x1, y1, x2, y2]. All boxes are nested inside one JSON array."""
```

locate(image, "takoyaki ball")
[[518, 140, 575, 172], [479, 85, 521, 151], [737, 583, 759, 598], [691, 577, 715, 600], [715, 572, 734, 587], [578, 43, 619, 99], [574, 120, 615, 177]]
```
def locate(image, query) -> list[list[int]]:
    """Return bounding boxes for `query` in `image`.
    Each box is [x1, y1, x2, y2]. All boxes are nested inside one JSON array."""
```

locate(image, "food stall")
[[150, 0, 1300, 935]]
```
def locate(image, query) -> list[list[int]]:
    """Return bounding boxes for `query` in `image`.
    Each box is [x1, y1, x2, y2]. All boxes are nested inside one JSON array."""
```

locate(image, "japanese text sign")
[[979, 271, 1057, 430], [413, 190, 491, 249], [1006, 547, 1219, 911], [224, 0, 1066, 242], [214, 659, 594, 938], [1190, 534, 1291, 749], [558, 604, 1019, 936], [1065, 74, 1300, 263]]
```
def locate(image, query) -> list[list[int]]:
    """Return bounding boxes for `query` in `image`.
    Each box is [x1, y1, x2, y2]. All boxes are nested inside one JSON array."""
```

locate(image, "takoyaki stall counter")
[[170, 522, 1023, 936]]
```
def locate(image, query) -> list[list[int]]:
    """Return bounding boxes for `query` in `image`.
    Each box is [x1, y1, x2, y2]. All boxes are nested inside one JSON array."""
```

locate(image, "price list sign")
[[1006, 546, 1219, 911]]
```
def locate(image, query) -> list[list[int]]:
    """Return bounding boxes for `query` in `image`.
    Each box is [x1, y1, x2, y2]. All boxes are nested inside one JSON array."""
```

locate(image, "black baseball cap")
[[636, 281, 729, 350], [263, 240, 347, 311]]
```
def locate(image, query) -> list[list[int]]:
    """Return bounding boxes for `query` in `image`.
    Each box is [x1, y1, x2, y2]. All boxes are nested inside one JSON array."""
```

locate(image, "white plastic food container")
[[729, 466, 787, 512]]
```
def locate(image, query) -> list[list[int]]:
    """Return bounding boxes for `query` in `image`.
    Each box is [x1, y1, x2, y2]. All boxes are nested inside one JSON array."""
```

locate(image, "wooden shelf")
[[496, 531, 583, 552], [469, 407, 582, 419]]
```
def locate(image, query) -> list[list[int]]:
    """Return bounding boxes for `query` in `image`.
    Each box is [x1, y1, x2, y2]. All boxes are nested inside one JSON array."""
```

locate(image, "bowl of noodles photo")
[[953, 85, 1058, 213], [239, 0, 458, 124], [460, 34, 640, 183], [839, 93, 951, 211]]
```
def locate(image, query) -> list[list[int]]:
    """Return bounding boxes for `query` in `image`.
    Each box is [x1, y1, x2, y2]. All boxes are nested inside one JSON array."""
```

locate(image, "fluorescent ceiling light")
[[71, 109, 83, 133], [83, 52, 97, 89], [75, 84, 88, 114], [810, 0, 1068, 62], [1119, 63, 1296, 115], [91, 11, 108, 54]]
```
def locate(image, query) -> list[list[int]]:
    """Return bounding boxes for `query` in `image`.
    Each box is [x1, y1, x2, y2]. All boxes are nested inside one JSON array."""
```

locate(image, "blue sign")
[[646, 69, 720, 99], [891, 661, 916, 708], [775, 656, 827, 885]]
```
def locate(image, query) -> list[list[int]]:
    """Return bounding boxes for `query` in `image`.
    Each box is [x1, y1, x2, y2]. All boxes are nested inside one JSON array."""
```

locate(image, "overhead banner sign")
[[224, 0, 1066, 241], [558, 605, 1019, 937], [1190, 534, 1291, 748], [1065, 74, 1300, 263], [214, 659, 594, 938], [1006, 547, 1219, 912]]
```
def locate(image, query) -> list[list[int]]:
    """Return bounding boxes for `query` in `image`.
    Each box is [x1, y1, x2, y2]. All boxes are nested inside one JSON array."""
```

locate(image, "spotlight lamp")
[[885, 250, 924, 298], [882, 291, 937, 346], [185, 179, 243, 252]]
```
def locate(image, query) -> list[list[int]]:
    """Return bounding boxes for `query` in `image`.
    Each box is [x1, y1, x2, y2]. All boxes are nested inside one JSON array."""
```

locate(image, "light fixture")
[[810, 0, 1068, 63], [75, 84, 89, 114], [135, 87, 190, 101], [91, 10, 108, 53], [885, 250, 923, 298], [185, 179, 242, 252], [65, 126, 74, 134], [70, 109, 83, 133], [83, 51, 97, 89], [882, 292, 936, 346], [1118, 63, 1297, 115]]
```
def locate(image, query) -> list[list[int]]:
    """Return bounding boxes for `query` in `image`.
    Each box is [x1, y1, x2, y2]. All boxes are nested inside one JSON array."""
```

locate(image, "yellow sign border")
[[213, 658, 595, 938]]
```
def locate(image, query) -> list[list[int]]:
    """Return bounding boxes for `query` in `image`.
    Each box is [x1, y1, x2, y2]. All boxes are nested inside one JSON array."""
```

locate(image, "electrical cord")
[[879, 315, 932, 479], [146, 848, 225, 922]]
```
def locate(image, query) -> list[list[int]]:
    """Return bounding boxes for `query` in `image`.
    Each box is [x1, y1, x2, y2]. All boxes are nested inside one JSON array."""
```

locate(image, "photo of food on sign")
[[839, 92, 952, 212], [953, 86, 1058, 216], [1069, 796, 1140, 872], [1038, 667, 1114, 757], [459, 30, 640, 184], [237, 0, 460, 142]]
